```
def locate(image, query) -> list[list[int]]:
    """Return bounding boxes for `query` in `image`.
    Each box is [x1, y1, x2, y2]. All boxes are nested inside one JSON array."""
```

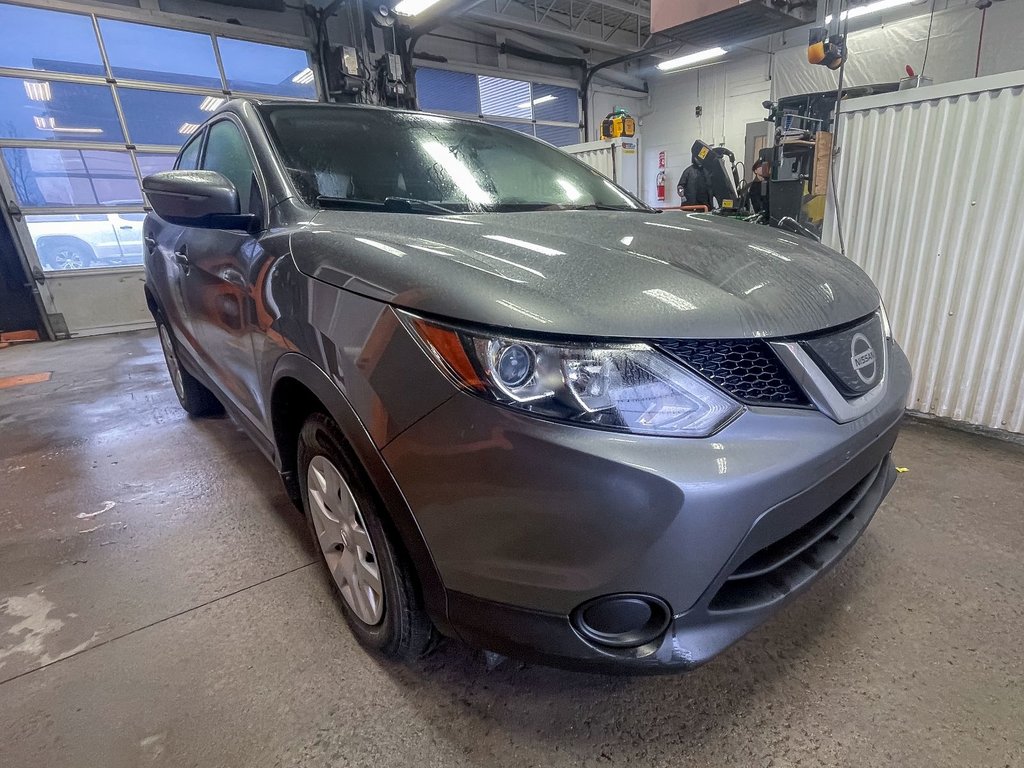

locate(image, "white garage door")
[[0, 1, 319, 337]]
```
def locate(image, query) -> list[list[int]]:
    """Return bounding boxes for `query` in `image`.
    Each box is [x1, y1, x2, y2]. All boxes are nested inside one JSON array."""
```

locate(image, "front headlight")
[[879, 299, 893, 339], [408, 316, 743, 437]]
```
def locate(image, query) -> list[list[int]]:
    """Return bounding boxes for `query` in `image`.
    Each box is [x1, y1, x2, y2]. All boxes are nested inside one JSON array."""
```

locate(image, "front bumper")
[[381, 341, 911, 672]]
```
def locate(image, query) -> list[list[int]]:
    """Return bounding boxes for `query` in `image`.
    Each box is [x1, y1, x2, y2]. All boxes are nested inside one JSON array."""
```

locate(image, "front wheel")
[[157, 321, 222, 417], [40, 241, 93, 270], [297, 413, 436, 660]]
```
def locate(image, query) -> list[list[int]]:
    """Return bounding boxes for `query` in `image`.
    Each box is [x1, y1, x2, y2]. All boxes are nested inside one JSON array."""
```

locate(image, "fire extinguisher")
[[656, 169, 666, 202]]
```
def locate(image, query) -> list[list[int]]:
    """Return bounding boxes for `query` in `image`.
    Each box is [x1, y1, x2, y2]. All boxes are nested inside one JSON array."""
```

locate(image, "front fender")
[[269, 352, 452, 634]]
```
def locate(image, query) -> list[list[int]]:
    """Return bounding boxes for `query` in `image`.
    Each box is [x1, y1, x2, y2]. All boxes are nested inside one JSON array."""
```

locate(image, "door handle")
[[173, 245, 190, 269], [144, 235, 157, 252], [119, 225, 134, 230]]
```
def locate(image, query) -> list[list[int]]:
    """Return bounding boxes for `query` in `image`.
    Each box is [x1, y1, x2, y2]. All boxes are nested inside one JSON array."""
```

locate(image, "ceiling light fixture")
[[825, 0, 914, 23], [23, 80, 51, 101], [656, 46, 727, 72], [291, 67, 315, 84], [392, 0, 442, 16], [516, 94, 557, 109], [178, 122, 201, 135], [32, 115, 103, 134], [199, 96, 226, 111]]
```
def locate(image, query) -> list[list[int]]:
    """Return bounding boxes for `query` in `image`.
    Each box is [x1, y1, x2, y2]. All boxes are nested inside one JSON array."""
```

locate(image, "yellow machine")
[[600, 108, 636, 140]]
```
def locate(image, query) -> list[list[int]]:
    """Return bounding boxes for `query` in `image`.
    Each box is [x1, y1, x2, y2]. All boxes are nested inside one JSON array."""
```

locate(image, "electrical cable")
[[828, 0, 849, 256], [920, 0, 937, 78]]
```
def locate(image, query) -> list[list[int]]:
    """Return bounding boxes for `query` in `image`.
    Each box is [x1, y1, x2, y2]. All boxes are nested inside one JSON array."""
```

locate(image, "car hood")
[[291, 209, 880, 339]]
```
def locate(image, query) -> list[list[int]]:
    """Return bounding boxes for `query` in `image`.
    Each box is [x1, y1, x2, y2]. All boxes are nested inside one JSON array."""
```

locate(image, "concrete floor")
[[0, 330, 1022, 768]]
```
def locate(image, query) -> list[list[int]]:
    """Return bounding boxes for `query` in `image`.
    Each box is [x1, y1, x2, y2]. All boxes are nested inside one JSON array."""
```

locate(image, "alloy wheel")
[[53, 246, 84, 269], [307, 454, 385, 625]]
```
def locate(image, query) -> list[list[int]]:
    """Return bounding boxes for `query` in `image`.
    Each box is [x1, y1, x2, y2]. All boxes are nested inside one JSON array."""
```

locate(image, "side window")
[[176, 133, 203, 171], [201, 120, 258, 215]]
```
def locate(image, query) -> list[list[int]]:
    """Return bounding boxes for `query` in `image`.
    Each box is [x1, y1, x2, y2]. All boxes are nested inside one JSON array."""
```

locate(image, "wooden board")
[[813, 131, 833, 197], [0, 371, 51, 389]]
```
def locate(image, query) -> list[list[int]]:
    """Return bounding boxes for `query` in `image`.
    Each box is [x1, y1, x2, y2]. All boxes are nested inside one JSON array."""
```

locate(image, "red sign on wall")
[[658, 150, 666, 169]]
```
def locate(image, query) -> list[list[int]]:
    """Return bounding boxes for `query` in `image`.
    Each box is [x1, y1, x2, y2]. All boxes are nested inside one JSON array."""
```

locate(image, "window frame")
[[174, 130, 207, 171], [198, 114, 268, 229]]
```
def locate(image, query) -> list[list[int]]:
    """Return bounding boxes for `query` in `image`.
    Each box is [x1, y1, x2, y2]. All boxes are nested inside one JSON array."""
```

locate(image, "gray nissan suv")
[[142, 99, 911, 673]]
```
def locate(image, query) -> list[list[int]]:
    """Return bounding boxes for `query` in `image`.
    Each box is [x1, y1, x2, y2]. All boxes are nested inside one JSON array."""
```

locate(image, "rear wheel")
[[157, 321, 222, 417], [40, 241, 93, 270], [297, 413, 436, 660]]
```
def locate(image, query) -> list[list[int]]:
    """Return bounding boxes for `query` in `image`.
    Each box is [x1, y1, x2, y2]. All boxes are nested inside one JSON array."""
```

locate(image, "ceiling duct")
[[651, 0, 814, 46]]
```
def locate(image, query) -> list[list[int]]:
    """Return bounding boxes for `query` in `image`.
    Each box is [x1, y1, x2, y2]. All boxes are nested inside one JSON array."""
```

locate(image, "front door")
[[182, 117, 267, 426]]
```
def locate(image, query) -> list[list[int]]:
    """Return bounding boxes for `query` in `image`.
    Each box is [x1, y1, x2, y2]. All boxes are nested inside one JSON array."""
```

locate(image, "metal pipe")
[[581, 38, 680, 138], [465, 9, 640, 53]]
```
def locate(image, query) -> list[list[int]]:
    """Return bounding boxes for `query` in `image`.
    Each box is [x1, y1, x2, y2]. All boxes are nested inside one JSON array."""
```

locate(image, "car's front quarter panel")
[[264, 257, 457, 448]]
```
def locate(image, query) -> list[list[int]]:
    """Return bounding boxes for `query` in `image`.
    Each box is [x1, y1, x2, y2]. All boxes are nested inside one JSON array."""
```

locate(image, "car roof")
[[220, 96, 488, 128]]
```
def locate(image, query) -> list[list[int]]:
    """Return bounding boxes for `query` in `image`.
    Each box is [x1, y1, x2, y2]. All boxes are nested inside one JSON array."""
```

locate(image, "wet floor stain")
[[0, 588, 100, 673]]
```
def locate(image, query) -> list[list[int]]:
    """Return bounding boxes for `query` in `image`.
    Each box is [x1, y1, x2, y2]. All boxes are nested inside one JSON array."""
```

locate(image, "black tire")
[[40, 240, 94, 270], [156, 320, 223, 417], [297, 412, 436, 661]]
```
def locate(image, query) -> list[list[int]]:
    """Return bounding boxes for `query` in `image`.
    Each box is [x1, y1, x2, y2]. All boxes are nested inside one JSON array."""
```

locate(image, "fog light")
[[573, 594, 671, 648]]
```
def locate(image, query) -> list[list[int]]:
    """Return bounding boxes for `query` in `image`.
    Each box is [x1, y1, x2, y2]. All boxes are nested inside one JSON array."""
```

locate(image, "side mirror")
[[143, 170, 254, 230]]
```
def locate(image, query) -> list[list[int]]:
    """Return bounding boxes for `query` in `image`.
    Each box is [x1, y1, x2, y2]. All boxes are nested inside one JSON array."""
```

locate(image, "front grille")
[[708, 458, 889, 613], [658, 338, 809, 407]]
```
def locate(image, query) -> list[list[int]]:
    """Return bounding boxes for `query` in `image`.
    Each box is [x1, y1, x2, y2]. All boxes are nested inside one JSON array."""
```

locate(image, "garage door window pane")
[[531, 83, 578, 124], [0, 3, 104, 76], [486, 121, 534, 136], [99, 19, 222, 88], [2, 148, 141, 207], [217, 38, 315, 98], [136, 153, 177, 178], [535, 124, 581, 147], [0, 76, 123, 143], [479, 76, 531, 119], [416, 68, 480, 114], [119, 88, 221, 146], [26, 213, 145, 271]]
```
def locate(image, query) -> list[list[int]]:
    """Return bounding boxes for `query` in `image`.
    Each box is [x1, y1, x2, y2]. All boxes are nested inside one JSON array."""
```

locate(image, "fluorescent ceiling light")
[[516, 94, 557, 109], [199, 96, 226, 111], [656, 46, 727, 72], [178, 122, 201, 136], [32, 115, 102, 134], [825, 0, 914, 23], [23, 80, 51, 101], [291, 67, 315, 84], [393, 0, 442, 16]]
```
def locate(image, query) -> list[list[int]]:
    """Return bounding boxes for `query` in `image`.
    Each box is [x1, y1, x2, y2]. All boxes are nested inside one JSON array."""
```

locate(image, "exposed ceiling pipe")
[[465, 9, 642, 54], [581, 38, 687, 138]]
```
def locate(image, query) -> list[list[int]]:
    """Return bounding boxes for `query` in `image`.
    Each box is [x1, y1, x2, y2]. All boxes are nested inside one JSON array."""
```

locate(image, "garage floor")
[[1, 330, 1022, 768]]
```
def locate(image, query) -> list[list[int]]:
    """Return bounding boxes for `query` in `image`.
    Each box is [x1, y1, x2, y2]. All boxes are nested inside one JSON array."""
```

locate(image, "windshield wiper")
[[315, 195, 459, 214], [383, 197, 459, 214]]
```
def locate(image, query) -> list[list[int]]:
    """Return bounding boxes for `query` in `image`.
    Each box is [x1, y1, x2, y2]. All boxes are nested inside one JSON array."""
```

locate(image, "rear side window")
[[176, 134, 203, 171], [201, 120, 258, 215]]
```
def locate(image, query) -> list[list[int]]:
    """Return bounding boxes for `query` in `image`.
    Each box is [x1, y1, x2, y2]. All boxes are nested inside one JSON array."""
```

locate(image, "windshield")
[[258, 104, 648, 213]]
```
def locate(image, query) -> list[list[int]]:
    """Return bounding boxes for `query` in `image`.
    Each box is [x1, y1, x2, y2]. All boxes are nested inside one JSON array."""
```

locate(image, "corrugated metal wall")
[[824, 72, 1024, 434]]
